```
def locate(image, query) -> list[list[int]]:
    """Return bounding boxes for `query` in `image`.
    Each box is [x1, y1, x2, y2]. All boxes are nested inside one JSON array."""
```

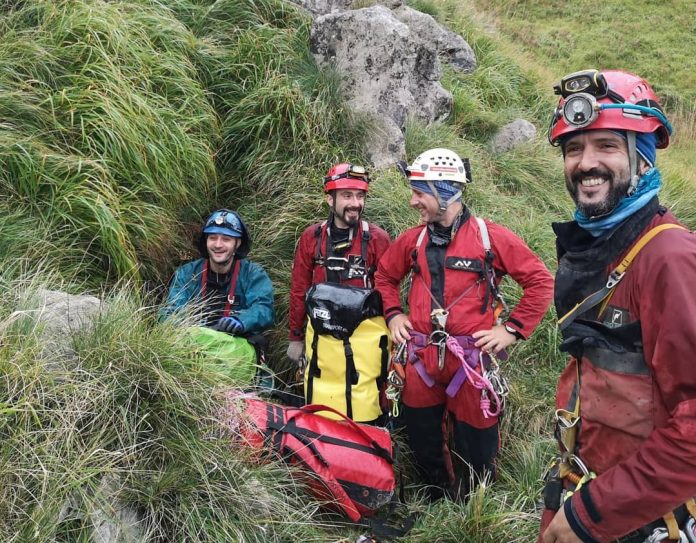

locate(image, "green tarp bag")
[[187, 326, 256, 385]]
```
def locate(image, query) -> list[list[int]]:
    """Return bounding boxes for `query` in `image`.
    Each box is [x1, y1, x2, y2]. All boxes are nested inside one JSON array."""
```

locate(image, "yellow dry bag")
[[304, 283, 391, 422]]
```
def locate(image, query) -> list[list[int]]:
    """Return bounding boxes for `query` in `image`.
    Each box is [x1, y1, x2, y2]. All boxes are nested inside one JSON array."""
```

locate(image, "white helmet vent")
[[407, 148, 470, 184]]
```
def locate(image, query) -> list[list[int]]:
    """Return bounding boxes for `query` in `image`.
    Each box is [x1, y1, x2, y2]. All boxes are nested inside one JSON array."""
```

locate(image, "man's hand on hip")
[[473, 324, 516, 354]]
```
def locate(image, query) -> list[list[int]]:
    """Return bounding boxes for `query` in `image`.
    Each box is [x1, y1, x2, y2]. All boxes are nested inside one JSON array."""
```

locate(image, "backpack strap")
[[200, 258, 241, 317], [475, 217, 506, 318], [305, 332, 322, 404], [360, 219, 372, 287], [313, 220, 328, 266], [343, 337, 360, 420], [558, 223, 687, 331]]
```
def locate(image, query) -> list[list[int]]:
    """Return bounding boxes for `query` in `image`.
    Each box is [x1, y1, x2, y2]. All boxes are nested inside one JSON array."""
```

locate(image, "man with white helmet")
[[375, 149, 553, 500], [540, 69, 696, 543]]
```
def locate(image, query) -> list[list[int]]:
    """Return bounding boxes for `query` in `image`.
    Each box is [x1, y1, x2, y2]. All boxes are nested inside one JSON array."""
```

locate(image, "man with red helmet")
[[540, 70, 696, 543], [287, 163, 391, 420], [375, 148, 553, 500]]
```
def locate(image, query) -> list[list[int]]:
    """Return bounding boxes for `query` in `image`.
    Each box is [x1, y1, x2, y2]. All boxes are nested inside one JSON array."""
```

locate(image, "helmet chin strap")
[[426, 181, 462, 214], [626, 130, 641, 196]]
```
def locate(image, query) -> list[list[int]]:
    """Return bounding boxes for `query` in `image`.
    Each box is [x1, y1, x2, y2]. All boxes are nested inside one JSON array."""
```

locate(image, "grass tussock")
[[0, 0, 218, 287], [0, 281, 330, 542]]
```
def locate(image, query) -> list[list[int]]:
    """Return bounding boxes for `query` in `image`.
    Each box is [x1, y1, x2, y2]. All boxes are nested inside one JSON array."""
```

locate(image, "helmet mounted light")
[[323, 163, 371, 193], [202, 209, 243, 238], [562, 92, 600, 129], [554, 69, 609, 99], [548, 69, 673, 149]]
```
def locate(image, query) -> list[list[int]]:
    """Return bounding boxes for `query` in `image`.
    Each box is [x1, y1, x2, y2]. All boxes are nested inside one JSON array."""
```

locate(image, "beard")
[[567, 167, 630, 218], [335, 205, 363, 227]]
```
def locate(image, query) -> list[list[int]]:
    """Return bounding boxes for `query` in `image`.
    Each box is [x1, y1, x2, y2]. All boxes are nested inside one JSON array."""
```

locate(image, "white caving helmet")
[[403, 148, 472, 211]]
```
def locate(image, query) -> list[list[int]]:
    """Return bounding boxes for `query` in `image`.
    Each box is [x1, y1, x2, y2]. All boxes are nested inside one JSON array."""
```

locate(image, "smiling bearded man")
[[286, 163, 391, 422], [540, 69, 696, 543]]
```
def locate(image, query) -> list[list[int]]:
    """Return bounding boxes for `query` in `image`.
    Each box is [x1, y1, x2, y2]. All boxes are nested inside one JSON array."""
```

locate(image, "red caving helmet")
[[548, 69, 672, 149], [323, 163, 371, 193]]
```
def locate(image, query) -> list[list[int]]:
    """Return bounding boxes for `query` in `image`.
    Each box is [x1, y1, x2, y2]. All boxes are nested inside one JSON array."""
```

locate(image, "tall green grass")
[[0, 282, 331, 542], [0, 0, 217, 287]]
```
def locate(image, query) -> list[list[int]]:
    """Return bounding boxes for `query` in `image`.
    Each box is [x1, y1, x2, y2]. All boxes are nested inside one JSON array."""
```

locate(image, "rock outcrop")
[[490, 118, 537, 153], [311, 5, 453, 166]]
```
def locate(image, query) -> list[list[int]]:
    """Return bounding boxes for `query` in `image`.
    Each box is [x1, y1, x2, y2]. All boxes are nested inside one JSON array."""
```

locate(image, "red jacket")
[[553, 209, 696, 541], [375, 216, 552, 427], [288, 219, 391, 340], [376, 216, 552, 339]]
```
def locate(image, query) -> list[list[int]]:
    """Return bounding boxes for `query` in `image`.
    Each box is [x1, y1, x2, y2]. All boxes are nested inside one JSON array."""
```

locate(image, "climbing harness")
[[546, 221, 695, 541], [445, 335, 507, 418], [314, 219, 373, 288], [200, 258, 240, 317]]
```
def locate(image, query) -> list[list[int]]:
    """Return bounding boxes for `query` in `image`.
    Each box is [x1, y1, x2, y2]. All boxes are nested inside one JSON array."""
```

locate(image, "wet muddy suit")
[[540, 198, 696, 542]]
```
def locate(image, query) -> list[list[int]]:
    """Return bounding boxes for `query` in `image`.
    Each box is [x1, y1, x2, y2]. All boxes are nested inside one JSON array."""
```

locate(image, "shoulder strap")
[[360, 220, 372, 287], [222, 259, 241, 317], [200, 258, 241, 317], [360, 219, 370, 262], [313, 220, 328, 264], [475, 217, 506, 318], [475, 216, 491, 252], [410, 226, 428, 272], [558, 223, 686, 331]]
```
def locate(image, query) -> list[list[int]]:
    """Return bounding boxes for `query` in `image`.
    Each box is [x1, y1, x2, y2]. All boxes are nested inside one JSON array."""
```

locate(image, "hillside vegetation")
[[1, 0, 694, 541]]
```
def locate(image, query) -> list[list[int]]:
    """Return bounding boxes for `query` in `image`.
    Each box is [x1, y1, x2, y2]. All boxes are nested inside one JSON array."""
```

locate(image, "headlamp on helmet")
[[554, 69, 609, 99], [323, 162, 371, 193], [203, 209, 243, 238], [548, 69, 673, 148]]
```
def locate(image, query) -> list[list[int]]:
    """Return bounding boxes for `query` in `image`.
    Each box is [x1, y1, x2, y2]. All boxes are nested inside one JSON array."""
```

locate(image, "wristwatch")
[[504, 324, 523, 340]]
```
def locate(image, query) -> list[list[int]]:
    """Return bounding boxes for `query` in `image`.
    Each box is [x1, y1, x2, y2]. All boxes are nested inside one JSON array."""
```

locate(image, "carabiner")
[[644, 527, 688, 543]]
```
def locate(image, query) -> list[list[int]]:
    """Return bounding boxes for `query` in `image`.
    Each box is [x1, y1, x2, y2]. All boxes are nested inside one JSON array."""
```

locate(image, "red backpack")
[[232, 396, 395, 522]]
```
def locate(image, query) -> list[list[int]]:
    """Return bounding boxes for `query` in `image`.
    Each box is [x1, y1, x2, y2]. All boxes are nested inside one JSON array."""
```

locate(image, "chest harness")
[[548, 223, 694, 543], [386, 217, 509, 420], [314, 219, 373, 288], [200, 258, 241, 318]]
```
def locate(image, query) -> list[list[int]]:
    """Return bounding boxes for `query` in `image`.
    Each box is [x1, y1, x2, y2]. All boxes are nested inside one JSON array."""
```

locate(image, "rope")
[[445, 336, 502, 418]]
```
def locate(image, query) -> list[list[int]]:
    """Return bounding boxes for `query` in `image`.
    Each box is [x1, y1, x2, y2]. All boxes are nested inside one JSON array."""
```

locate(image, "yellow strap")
[[686, 497, 696, 518], [559, 223, 687, 328], [662, 511, 680, 540], [598, 223, 687, 317], [614, 223, 686, 274]]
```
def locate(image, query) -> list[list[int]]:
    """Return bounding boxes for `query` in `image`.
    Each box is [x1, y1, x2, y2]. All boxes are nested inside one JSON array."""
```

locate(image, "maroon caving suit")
[[539, 201, 696, 542]]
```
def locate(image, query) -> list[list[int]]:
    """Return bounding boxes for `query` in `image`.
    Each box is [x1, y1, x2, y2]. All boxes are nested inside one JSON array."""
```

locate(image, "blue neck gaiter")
[[575, 167, 662, 237]]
